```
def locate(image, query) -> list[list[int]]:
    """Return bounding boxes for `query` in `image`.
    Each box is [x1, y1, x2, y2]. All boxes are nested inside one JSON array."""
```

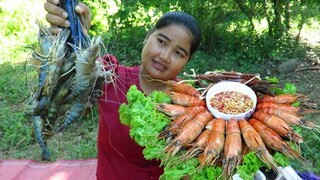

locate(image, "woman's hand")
[[44, 0, 91, 34]]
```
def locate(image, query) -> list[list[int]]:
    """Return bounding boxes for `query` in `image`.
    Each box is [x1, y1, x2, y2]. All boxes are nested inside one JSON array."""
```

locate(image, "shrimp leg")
[[32, 115, 51, 160]]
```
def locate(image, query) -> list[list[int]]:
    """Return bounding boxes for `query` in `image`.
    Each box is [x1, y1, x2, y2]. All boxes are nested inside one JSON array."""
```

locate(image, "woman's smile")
[[152, 59, 167, 72]]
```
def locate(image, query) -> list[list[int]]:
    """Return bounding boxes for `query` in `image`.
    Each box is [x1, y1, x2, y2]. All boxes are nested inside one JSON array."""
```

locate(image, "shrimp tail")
[[57, 100, 86, 132], [198, 152, 220, 169], [158, 126, 178, 141], [184, 147, 203, 160], [281, 144, 307, 163], [222, 156, 241, 180], [301, 119, 320, 129], [258, 149, 281, 173], [222, 119, 242, 180], [162, 141, 183, 166]]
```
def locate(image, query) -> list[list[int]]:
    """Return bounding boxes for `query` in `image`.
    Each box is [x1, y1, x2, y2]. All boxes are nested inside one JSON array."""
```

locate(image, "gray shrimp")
[[57, 99, 86, 132], [45, 29, 70, 96], [32, 115, 51, 160], [63, 36, 102, 103], [88, 59, 115, 104], [33, 20, 54, 60], [35, 29, 70, 113], [32, 20, 54, 88]]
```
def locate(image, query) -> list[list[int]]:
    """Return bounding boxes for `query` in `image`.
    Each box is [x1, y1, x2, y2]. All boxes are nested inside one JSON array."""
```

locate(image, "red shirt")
[[97, 55, 163, 180]]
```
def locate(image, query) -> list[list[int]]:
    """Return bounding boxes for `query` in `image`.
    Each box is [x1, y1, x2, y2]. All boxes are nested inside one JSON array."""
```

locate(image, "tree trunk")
[[235, 0, 255, 32], [284, 1, 290, 33], [272, 0, 283, 38], [263, 0, 273, 36]]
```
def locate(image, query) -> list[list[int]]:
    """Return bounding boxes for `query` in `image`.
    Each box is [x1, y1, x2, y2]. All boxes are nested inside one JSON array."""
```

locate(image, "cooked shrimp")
[[257, 94, 301, 104], [169, 80, 201, 97], [222, 118, 242, 180], [238, 119, 280, 174], [170, 92, 206, 107], [256, 102, 300, 114], [156, 103, 187, 117], [163, 110, 213, 162], [158, 106, 206, 140], [160, 80, 201, 97], [198, 118, 225, 168], [252, 111, 303, 143], [183, 128, 211, 160], [259, 108, 320, 129], [248, 118, 305, 162]]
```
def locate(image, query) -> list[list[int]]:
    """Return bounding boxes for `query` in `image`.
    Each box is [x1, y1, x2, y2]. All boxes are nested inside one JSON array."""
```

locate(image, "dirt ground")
[[274, 59, 320, 120]]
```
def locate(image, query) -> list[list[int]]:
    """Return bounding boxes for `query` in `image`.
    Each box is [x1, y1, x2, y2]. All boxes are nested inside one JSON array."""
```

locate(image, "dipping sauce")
[[210, 91, 254, 114]]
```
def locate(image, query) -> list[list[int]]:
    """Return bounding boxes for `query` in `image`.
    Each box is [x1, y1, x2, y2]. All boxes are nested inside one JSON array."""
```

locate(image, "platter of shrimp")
[[152, 72, 320, 179]]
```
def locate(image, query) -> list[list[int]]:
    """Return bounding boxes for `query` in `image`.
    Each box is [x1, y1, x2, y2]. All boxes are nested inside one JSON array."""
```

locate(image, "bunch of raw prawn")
[[27, 0, 113, 160], [155, 74, 319, 179]]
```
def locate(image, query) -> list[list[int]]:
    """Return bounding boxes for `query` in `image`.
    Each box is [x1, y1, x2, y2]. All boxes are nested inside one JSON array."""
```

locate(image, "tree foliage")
[[84, 0, 319, 66]]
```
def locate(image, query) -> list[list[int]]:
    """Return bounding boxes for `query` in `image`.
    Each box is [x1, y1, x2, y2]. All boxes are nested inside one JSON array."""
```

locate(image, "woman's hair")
[[151, 11, 202, 57]]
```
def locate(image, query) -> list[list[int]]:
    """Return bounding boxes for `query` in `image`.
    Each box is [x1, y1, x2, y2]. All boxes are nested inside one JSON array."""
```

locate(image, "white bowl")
[[205, 81, 257, 120]]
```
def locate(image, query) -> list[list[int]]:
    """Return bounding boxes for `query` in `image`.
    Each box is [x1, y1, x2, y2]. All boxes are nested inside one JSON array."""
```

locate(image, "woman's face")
[[141, 24, 192, 80]]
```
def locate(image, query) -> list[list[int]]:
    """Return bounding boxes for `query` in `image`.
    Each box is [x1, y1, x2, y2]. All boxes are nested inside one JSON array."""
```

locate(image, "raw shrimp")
[[238, 119, 280, 174], [252, 111, 303, 143], [64, 36, 102, 103], [33, 20, 54, 88], [32, 115, 51, 160], [170, 92, 206, 107], [57, 99, 86, 132], [29, 0, 107, 161], [57, 60, 102, 132], [45, 29, 70, 97], [30, 29, 71, 161], [37, 29, 70, 101], [88, 61, 115, 105]]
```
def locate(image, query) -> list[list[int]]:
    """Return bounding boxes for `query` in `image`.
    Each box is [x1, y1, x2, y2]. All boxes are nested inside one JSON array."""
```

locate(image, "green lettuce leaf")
[[237, 152, 264, 179], [119, 85, 170, 150]]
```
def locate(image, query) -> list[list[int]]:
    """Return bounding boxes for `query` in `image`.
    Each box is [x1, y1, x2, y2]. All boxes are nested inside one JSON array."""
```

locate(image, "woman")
[[44, 0, 201, 179]]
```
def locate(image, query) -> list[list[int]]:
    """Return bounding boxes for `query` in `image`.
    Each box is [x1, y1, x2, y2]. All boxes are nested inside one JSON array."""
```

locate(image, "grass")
[[291, 113, 320, 174], [0, 59, 98, 161]]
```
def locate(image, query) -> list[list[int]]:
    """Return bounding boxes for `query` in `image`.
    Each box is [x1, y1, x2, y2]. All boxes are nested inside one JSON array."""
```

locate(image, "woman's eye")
[[177, 51, 185, 58], [158, 39, 166, 45]]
